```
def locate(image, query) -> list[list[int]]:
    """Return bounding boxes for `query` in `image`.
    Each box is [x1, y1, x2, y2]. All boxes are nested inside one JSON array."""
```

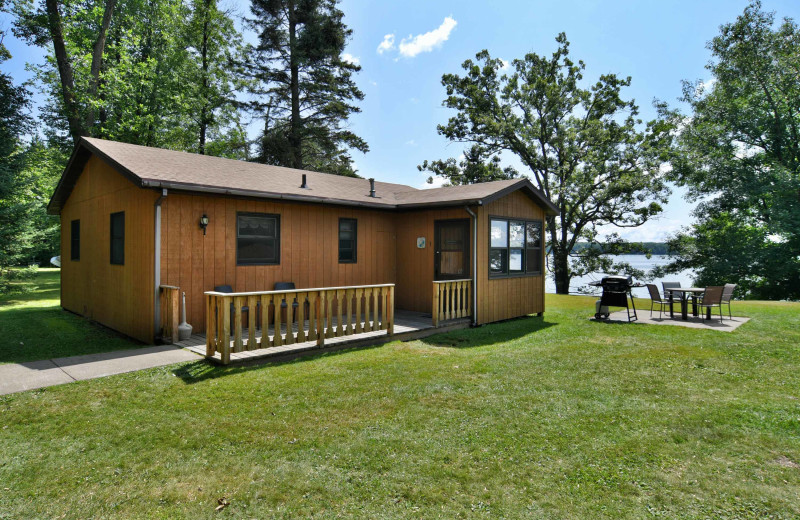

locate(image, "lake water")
[[544, 255, 695, 299]]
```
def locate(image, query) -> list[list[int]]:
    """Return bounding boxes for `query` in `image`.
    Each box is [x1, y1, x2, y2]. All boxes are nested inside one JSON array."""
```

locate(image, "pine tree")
[[246, 0, 367, 176]]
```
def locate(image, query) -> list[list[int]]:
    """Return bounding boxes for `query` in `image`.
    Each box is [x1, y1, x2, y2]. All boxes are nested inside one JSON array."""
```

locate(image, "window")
[[237, 212, 280, 265], [489, 217, 543, 277], [110, 212, 124, 265], [70, 219, 80, 261], [339, 218, 357, 263]]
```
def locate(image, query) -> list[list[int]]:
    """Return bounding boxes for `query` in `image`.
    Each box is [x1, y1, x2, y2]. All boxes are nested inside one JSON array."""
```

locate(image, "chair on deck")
[[214, 284, 254, 329], [699, 286, 725, 322], [646, 284, 671, 319], [274, 282, 301, 322], [721, 283, 737, 319]]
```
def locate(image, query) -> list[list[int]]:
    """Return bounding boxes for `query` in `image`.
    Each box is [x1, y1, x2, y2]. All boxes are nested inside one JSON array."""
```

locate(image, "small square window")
[[237, 213, 280, 265]]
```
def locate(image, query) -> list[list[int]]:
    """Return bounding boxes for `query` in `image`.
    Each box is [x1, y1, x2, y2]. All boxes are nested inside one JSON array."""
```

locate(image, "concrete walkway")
[[0, 345, 200, 396]]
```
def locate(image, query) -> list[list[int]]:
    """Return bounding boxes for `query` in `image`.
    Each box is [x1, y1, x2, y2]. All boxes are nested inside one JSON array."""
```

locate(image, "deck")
[[174, 310, 470, 365]]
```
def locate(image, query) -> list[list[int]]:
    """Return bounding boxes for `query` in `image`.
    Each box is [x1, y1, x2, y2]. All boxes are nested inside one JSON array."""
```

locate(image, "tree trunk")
[[198, 0, 210, 154], [45, 0, 84, 144], [288, 1, 302, 170], [552, 247, 571, 294], [84, 0, 116, 134]]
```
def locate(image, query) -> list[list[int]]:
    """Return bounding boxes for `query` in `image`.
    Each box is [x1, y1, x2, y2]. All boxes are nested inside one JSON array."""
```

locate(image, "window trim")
[[488, 215, 543, 279], [338, 218, 357, 264], [70, 219, 80, 261], [110, 211, 125, 265], [236, 212, 281, 266]]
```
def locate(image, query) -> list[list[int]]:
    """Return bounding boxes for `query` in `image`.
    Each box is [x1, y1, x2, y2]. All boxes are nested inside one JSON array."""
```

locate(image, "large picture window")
[[338, 218, 357, 263], [70, 219, 80, 261], [237, 212, 280, 265], [110, 212, 124, 265], [489, 218, 543, 277]]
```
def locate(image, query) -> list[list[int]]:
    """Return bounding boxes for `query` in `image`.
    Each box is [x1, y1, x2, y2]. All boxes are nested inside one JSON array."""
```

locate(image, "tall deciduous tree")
[[13, 0, 246, 156], [247, 0, 367, 175], [661, 2, 800, 300], [424, 36, 671, 293]]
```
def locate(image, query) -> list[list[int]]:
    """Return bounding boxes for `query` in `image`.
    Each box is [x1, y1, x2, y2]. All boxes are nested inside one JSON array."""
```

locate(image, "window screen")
[[489, 217, 543, 277], [339, 218, 357, 263], [70, 219, 80, 261], [237, 213, 280, 265], [110, 212, 124, 265]]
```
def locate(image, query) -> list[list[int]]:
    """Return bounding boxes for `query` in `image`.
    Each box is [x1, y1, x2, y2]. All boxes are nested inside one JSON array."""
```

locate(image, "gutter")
[[140, 179, 486, 211], [153, 188, 167, 341], [464, 205, 478, 326]]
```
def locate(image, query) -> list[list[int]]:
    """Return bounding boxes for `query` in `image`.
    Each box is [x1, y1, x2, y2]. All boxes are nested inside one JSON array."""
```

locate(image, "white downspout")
[[464, 205, 478, 326], [153, 188, 167, 341]]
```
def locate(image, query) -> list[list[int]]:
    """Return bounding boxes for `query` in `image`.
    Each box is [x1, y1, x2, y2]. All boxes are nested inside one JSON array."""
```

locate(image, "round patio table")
[[665, 287, 706, 320]]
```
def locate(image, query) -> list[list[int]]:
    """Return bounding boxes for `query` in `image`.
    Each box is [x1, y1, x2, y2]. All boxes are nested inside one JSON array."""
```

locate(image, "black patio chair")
[[214, 284, 254, 329], [662, 281, 684, 315], [274, 282, 301, 322], [699, 286, 725, 322], [646, 284, 671, 319]]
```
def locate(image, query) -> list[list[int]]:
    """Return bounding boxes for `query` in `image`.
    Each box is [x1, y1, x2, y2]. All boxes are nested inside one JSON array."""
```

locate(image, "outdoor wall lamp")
[[199, 213, 209, 235]]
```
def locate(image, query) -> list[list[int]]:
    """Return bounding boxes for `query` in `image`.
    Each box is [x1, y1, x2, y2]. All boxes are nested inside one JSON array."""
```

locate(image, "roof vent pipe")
[[300, 173, 307, 188], [369, 178, 376, 197]]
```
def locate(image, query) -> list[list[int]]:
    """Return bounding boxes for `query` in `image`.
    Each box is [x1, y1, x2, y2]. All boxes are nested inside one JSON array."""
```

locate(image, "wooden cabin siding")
[[475, 190, 545, 324], [59, 155, 157, 343], [159, 193, 397, 331], [394, 207, 474, 314]]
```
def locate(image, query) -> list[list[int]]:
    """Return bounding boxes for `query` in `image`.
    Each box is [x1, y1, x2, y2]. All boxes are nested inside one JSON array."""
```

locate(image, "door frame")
[[433, 218, 471, 281]]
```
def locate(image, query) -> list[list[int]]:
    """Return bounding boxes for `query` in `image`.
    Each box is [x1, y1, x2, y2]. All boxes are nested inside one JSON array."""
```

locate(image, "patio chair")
[[721, 283, 736, 320], [646, 284, 671, 319], [662, 281, 683, 315], [214, 284, 254, 329], [698, 286, 725, 322], [274, 282, 301, 322]]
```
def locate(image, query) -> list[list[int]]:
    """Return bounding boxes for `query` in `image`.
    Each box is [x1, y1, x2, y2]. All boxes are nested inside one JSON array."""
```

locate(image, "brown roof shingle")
[[48, 137, 558, 215]]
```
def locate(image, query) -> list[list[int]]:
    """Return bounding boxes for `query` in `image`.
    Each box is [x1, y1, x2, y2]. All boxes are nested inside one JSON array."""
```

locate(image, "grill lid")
[[600, 275, 633, 287]]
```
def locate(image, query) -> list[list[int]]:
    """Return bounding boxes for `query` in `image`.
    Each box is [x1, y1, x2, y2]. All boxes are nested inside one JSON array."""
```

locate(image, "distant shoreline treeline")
[[572, 242, 673, 255]]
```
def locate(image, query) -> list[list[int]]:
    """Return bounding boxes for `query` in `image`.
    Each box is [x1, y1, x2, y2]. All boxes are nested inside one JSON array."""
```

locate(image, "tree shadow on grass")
[[420, 314, 558, 349]]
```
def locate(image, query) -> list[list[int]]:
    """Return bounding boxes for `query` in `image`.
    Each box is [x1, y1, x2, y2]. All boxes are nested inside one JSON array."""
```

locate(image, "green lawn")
[[0, 268, 139, 363], [1, 285, 800, 518]]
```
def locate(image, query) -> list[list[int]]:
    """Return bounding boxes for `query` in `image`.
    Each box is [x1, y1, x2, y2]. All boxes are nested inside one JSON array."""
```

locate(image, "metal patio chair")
[[646, 284, 671, 319]]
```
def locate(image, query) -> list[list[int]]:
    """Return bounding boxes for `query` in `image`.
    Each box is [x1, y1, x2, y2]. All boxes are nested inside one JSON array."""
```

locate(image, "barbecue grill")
[[593, 275, 638, 321]]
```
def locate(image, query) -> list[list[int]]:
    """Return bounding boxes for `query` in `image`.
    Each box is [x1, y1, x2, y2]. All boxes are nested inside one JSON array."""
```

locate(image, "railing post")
[[387, 285, 395, 335], [205, 294, 215, 357], [433, 283, 440, 327], [317, 291, 325, 347], [221, 295, 231, 364]]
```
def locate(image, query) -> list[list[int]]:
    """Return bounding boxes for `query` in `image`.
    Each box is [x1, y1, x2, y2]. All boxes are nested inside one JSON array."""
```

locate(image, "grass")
[[0, 268, 139, 363], [1, 284, 800, 518]]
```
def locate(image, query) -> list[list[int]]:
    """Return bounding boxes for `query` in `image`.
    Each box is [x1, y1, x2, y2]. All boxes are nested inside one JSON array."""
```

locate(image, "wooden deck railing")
[[159, 285, 180, 343], [432, 279, 472, 326], [205, 284, 395, 364]]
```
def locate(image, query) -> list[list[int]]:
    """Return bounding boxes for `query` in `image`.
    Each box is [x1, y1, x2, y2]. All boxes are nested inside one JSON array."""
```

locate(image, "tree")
[[418, 144, 518, 186], [246, 0, 367, 175], [13, 0, 247, 156], [424, 36, 671, 293], [662, 2, 800, 300]]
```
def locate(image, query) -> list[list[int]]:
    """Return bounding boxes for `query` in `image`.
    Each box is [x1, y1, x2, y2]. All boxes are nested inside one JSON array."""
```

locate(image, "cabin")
[[48, 137, 558, 362]]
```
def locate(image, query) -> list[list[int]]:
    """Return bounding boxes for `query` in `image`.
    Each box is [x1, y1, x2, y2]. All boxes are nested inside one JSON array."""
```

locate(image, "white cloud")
[[420, 175, 447, 189], [397, 16, 457, 58], [341, 53, 360, 65], [499, 59, 510, 70], [370, 80, 378, 86], [405, 139, 417, 146], [377, 34, 395, 54], [696, 77, 716, 96]]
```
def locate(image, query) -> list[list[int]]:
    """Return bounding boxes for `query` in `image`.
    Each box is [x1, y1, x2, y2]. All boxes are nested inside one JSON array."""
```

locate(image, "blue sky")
[[3, 0, 800, 241]]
